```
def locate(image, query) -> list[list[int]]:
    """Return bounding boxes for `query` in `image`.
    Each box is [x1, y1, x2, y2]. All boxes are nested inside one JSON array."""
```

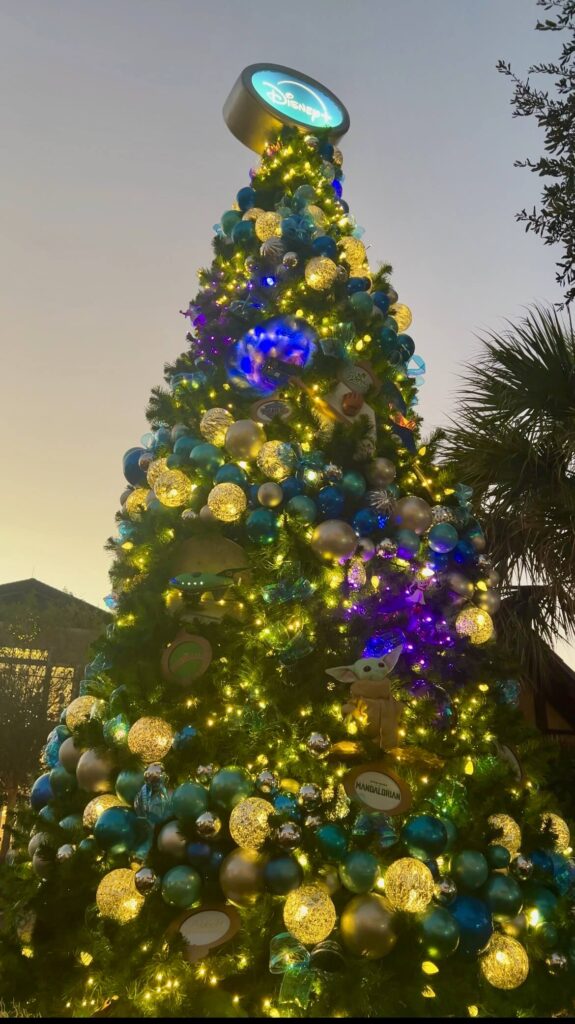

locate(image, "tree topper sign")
[[223, 63, 350, 153]]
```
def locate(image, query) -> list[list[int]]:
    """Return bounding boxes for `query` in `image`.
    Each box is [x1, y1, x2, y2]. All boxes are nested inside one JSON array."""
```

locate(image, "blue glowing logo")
[[251, 69, 344, 129]]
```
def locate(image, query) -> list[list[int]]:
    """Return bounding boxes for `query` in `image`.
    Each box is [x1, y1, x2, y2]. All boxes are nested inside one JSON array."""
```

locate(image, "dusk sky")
[[0, 1, 567, 651]]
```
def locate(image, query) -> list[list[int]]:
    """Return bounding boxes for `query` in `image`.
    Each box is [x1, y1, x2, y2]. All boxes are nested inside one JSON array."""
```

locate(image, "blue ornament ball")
[[281, 477, 304, 501], [317, 486, 345, 519], [172, 782, 209, 823], [273, 793, 300, 821], [209, 767, 253, 811], [452, 851, 489, 890], [31, 774, 53, 811], [115, 769, 145, 805], [347, 277, 370, 295], [264, 856, 303, 895], [339, 850, 379, 893], [341, 471, 366, 501], [186, 841, 213, 868], [315, 824, 348, 862], [236, 186, 256, 212], [428, 523, 459, 553], [450, 895, 493, 955], [530, 848, 555, 880], [123, 447, 148, 487], [38, 805, 58, 824], [396, 334, 416, 359], [372, 291, 391, 315], [286, 495, 317, 524], [312, 235, 337, 259], [402, 815, 448, 858], [352, 508, 379, 535], [231, 219, 255, 246], [161, 865, 202, 908], [215, 464, 248, 487], [173, 436, 200, 458], [94, 807, 138, 854], [172, 726, 198, 752], [246, 508, 279, 545], [189, 443, 225, 474]]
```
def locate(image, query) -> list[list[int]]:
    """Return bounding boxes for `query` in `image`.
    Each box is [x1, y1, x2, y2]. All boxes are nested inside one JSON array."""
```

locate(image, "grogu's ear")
[[381, 646, 402, 674], [326, 666, 356, 683]]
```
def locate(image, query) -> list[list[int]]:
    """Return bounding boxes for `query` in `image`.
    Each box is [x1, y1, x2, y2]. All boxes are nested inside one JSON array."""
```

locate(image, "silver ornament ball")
[[196, 763, 219, 784], [256, 770, 278, 794], [134, 866, 159, 895], [275, 822, 302, 850], [298, 783, 322, 807], [56, 844, 75, 862], [306, 732, 331, 756], [365, 458, 396, 488], [195, 811, 222, 839]]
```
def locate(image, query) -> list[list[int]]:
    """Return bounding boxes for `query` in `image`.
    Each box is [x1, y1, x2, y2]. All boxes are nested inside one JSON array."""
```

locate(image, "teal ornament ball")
[[486, 844, 511, 870], [420, 907, 460, 959], [49, 765, 77, 798], [209, 767, 253, 811], [161, 865, 202, 908], [339, 850, 379, 894], [30, 773, 54, 811], [286, 495, 317, 524], [221, 210, 241, 235], [483, 874, 523, 918], [115, 769, 145, 805], [263, 856, 303, 895], [402, 815, 448, 858], [440, 818, 458, 850], [428, 523, 459, 553], [94, 807, 138, 854], [522, 882, 558, 919], [341, 471, 367, 501], [189, 443, 225, 474], [350, 291, 373, 315], [395, 528, 420, 559], [246, 508, 279, 545], [172, 782, 209, 823], [315, 824, 348, 862], [215, 463, 248, 487], [452, 851, 489, 890]]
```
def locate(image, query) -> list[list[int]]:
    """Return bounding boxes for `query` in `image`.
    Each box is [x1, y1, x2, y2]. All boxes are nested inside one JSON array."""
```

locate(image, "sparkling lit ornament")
[[307, 732, 331, 756], [229, 797, 273, 850], [257, 440, 297, 481], [479, 934, 529, 990], [65, 696, 98, 730], [455, 606, 494, 645], [384, 857, 434, 912], [96, 869, 144, 923], [310, 520, 357, 561], [228, 317, 316, 395], [82, 794, 122, 830], [283, 884, 336, 944], [305, 256, 338, 291], [539, 813, 570, 852], [127, 717, 174, 764], [255, 211, 282, 241], [146, 457, 169, 487], [225, 419, 265, 460], [207, 482, 247, 522], [154, 470, 192, 508], [200, 408, 234, 446], [487, 814, 522, 855], [124, 487, 150, 520], [389, 304, 412, 332], [339, 237, 367, 270]]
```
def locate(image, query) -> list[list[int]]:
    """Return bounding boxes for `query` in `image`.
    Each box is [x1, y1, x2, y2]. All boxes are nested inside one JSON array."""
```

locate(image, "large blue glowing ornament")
[[227, 316, 316, 395]]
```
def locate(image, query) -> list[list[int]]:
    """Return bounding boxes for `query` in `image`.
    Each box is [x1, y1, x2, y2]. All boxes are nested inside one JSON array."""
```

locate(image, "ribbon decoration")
[[261, 577, 314, 606], [269, 933, 345, 1015]]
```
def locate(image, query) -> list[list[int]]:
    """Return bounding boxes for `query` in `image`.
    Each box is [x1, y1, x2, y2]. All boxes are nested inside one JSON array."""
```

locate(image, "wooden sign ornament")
[[343, 763, 412, 815], [167, 904, 241, 963]]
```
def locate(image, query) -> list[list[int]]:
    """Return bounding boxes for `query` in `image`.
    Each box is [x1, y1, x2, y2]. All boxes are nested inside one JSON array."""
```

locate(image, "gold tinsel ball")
[[200, 408, 234, 446], [539, 812, 570, 852], [257, 482, 284, 508], [255, 211, 282, 241], [479, 934, 529, 990], [124, 487, 150, 520], [127, 717, 174, 764], [305, 256, 338, 291], [225, 419, 265, 460], [242, 207, 265, 222], [82, 794, 123, 830], [154, 470, 192, 508], [384, 857, 434, 913], [146, 457, 169, 487], [229, 797, 273, 850], [339, 236, 367, 270], [283, 884, 336, 944], [455, 606, 494, 645], [207, 482, 247, 523], [256, 440, 295, 481], [487, 814, 522, 855], [65, 695, 98, 730], [389, 303, 413, 333], [96, 869, 144, 924], [307, 204, 328, 230]]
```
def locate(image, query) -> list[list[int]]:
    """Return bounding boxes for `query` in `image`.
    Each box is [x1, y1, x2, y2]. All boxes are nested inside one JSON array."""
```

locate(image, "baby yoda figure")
[[326, 644, 403, 750]]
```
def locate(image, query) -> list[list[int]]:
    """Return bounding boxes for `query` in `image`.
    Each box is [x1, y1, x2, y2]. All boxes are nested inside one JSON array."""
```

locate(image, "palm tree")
[[440, 303, 575, 685]]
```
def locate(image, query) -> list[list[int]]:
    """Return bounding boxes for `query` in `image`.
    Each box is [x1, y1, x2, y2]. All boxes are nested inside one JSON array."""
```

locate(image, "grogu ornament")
[[326, 643, 403, 749]]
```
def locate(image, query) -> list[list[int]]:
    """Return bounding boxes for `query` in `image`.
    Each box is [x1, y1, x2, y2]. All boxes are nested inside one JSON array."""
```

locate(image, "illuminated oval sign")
[[223, 63, 350, 153], [343, 763, 412, 815]]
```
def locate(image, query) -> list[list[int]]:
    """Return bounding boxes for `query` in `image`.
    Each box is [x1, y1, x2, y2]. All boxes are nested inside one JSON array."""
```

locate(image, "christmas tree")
[[2, 65, 574, 1019]]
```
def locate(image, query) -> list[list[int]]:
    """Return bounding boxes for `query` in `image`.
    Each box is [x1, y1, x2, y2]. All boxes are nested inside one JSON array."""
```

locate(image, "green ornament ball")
[[172, 782, 209, 823], [315, 824, 349, 862], [286, 495, 317, 524], [115, 769, 145, 805], [486, 844, 511, 870], [339, 850, 379, 894], [341, 471, 367, 501], [263, 856, 303, 895], [49, 765, 77, 797], [483, 874, 523, 919], [350, 291, 373, 315], [161, 865, 202, 908], [209, 766, 253, 811], [451, 850, 489, 890], [420, 907, 460, 960], [246, 508, 279, 545]]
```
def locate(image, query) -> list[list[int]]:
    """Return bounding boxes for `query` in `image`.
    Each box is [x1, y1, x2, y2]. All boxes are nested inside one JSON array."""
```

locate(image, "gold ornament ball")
[[283, 884, 336, 945], [127, 717, 174, 764], [124, 487, 150, 520], [256, 440, 295, 482], [305, 256, 338, 291], [58, 737, 83, 773], [96, 869, 144, 924], [307, 204, 328, 230], [257, 482, 283, 508], [365, 458, 396, 487], [389, 303, 413, 333], [310, 520, 357, 562], [229, 797, 273, 850], [157, 820, 187, 860], [200, 407, 234, 447], [225, 419, 265, 460], [219, 848, 266, 907], [207, 483, 247, 523], [539, 812, 570, 853], [154, 470, 192, 508], [487, 814, 522, 855], [479, 934, 529, 990], [65, 695, 98, 731], [393, 495, 433, 535], [83, 794, 123, 830], [146, 457, 169, 488], [339, 237, 367, 270], [76, 748, 117, 794], [242, 207, 264, 222], [255, 211, 282, 241], [455, 606, 494, 645], [384, 857, 434, 913], [340, 894, 397, 959]]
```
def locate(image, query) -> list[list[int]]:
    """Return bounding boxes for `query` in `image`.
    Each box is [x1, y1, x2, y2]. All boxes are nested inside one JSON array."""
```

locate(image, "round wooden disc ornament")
[[166, 904, 241, 963], [223, 63, 350, 153], [161, 630, 212, 687]]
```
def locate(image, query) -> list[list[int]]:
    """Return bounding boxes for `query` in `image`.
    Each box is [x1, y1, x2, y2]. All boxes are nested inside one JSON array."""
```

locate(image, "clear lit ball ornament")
[[82, 794, 122, 830], [257, 440, 296, 481], [283, 884, 336, 944], [310, 520, 357, 562], [487, 814, 522, 855], [384, 857, 434, 912], [455, 606, 494, 645], [225, 419, 265, 460], [154, 470, 192, 508], [258, 482, 283, 508], [127, 717, 174, 764], [339, 237, 367, 270], [305, 256, 338, 291], [539, 812, 570, 852], [124, 488, 150, 520], [96, 868, 144, 923], [146, 457, 169, 488], [479, 934, 529, 990], [200, 408, 234, 447], [255, 211, 282, 241], [207, 482, 247, 523], [65, 696, 98, 730], [229, 797, 273, 850], [389, 304, 413, 333]]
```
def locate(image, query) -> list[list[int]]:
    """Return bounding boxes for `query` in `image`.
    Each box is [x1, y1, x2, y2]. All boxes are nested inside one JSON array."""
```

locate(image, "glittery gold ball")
[[539, 812, 570, 853], [96, 869, 144, 924], [283, 884, 337, 944], [200, 408, 234, 447], [242, 207, 265, 222], [255, 211, 282, 241], [124, 487, 150, 520], [479, 934, 529, 990], [229, 797, 273, 850], [487, 814, 522, 855], [154, 470, 192, 508], [305, 256, 338, 291], [389, 304, 413, 333], [339, 236, 367, 270], [307, 204, 328, 230], [455, 606, 494, 645], [82, 794, 123, 830], [207, 482, 247, 523], [65, 695, 98, 730], [384, 857, 434, 913], [256, 440, 295, 481], [127, 717, 174, 764], [146, 457, 170, 487]]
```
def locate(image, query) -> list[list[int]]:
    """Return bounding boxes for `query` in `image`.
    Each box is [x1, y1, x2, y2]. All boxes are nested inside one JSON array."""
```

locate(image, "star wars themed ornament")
[[343, 763, 412, 815], [161, 632, 212, 688], [326, 643, 403, 749], [167, 904, 241, 963], [250, 397, 294, 424], [337, 361, 380, 397], [170, 537, 250, 625]]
